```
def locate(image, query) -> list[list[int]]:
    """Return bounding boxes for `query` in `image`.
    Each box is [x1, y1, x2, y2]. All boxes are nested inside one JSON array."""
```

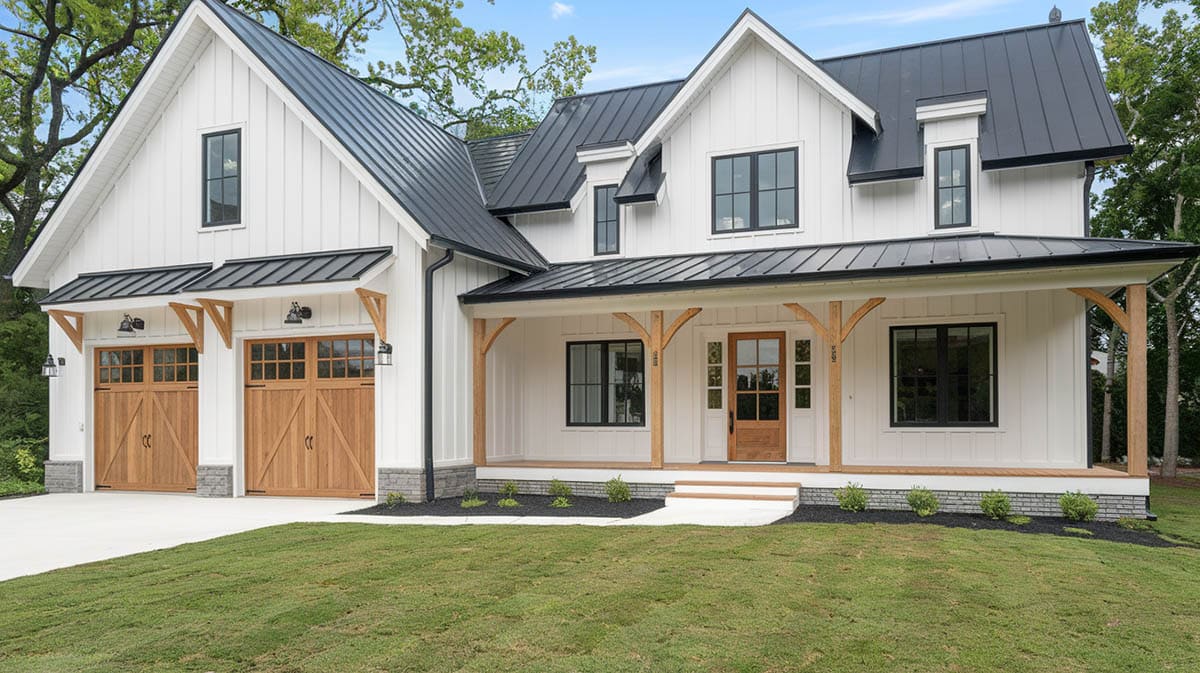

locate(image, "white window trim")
[[197, 121, 247, 233], [705, 140, 805, 239]]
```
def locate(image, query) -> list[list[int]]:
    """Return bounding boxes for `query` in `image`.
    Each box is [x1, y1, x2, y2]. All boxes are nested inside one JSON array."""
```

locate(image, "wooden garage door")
[[244, 336, 375, 498], [94, 346, 199, 492]]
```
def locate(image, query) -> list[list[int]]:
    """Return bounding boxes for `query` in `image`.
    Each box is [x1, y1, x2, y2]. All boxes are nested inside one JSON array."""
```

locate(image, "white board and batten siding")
[[485, 290, 1088, 470], [512, 36, 1087, 265]]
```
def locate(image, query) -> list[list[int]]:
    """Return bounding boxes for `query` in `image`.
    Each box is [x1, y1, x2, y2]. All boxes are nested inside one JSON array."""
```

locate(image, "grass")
[[0, 486, 1197, 672], [0, 478, 44, 497], [1150, 478, 1200, 545]]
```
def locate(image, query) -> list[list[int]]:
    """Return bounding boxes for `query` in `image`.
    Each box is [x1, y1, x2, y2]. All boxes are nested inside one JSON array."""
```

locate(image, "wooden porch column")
[[1070, 285, 1147, 477], [785, 298, 885, 471], [613, 308, 702, 468], [1126, 284, 1148, 477], [473, 317, 515, 466]]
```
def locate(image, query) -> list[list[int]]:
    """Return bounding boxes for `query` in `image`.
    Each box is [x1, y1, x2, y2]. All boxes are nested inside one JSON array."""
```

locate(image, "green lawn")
[[1, 486, 1198, 673], [1150, 478, 1200, 545]]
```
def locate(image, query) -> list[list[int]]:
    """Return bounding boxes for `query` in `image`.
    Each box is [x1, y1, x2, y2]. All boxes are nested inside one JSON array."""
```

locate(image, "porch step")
[[665, 480, 800, 513]]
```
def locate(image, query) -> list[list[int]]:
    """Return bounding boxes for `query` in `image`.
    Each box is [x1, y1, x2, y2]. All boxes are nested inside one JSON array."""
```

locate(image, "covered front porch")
[[457, 235, 1192, 517]]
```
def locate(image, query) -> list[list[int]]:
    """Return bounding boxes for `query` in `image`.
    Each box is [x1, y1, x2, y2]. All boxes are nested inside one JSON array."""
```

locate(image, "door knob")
[[728, 411, 734, 435]]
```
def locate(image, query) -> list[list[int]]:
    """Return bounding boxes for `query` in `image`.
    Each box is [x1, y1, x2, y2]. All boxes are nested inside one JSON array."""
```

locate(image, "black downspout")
[[1083, 161, 1096, 468], [424, 249, 455, 502]]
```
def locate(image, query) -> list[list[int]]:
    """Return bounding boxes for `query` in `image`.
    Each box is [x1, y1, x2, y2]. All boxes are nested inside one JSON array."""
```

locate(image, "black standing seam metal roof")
[[818, 19, 1130, 182], [199, 0, 547, 272], [466, 131, 533, 200], [486, 80, 683, 215], [40, 264, 213, 305], [184, 247, 393, 292], [461, 234, 1197, 304], [614, 143, 663, 204]]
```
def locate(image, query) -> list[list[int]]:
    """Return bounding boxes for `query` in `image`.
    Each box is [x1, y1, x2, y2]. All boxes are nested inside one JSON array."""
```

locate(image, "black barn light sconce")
[[284, 302, 313, 325], [117, 314, 145, 336]]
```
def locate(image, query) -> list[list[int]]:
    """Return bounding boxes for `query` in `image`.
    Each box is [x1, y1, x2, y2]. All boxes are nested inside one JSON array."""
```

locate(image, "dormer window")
[[203, 129, 241, 227], [935, 145, 970, 228], [594, 185, 619, 255], [712, 148, 797, 234]]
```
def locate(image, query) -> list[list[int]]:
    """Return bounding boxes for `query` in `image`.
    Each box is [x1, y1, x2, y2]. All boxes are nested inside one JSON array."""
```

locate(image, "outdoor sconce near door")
[[376, 341, 393, 366], [117, 314, 145, 336], [284, 302, 313, 325], [42, 354, 65, 378]]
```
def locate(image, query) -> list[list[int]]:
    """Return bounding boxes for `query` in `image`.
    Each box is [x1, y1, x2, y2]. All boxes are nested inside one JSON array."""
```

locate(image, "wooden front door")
[[94, 346, 199, 491], [244, 336, 375, 498], [728, 332, 786, 462]]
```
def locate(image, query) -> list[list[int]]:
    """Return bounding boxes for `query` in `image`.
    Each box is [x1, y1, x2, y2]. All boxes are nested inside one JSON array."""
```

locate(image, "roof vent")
[[1049, 5, 1062, 23]]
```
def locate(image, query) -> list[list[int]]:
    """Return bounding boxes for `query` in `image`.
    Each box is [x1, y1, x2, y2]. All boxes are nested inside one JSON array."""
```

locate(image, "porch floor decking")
[[482, 460, 1131, 479]]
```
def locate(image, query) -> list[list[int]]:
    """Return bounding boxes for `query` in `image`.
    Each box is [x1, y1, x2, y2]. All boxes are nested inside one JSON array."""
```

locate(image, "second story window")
[[935, 145, 970, 228], [203, 129, 241, 227], [594, 185, 619, 255], [712, 148, 797, 233]]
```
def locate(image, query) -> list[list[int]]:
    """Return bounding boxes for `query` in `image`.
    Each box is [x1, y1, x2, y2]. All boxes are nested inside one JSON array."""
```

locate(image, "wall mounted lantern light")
[[117, 314, 145, 336], [376, 341, 393, 366], [284, 302, 313, 325], [42, 354, 65, 378]]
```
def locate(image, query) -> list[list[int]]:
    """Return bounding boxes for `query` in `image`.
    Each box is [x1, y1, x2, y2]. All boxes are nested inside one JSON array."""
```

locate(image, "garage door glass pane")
[[248, 341, 306, 381], [316, 338, 375, 379]]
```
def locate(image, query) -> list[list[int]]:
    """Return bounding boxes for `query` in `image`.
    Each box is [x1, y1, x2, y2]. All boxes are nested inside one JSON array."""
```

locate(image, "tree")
[[1091, 0, 1200, 477], [229, 0, 596, 138], [0, 0, 178, 303]]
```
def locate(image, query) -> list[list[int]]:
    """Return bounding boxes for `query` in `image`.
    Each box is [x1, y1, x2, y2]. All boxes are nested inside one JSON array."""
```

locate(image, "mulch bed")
[[345, 495, 665, 519], [773, 506, 1180, 548]]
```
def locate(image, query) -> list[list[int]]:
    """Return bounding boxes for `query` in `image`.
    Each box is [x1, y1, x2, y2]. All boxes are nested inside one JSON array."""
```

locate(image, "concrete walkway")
[[1, 492, 783, 581]]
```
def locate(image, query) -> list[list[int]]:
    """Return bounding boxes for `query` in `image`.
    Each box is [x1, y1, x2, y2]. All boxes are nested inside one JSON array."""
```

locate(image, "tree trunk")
[[0, 172, 44, 306], [1101, 323, 1120, 463], [1162, 292, 1180, 478]]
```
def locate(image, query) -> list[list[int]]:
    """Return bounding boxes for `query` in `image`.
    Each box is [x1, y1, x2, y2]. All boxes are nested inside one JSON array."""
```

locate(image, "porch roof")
[[40, 263, 213, 306], [183, 246, 393, 292], [461, 234, 1197, 304]]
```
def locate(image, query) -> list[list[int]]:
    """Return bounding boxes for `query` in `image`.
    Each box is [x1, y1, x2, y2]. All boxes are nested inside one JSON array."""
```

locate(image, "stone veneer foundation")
[[196, 465, 234, 497], [377, 465, 476, 503], [43, 460, 83, 493]]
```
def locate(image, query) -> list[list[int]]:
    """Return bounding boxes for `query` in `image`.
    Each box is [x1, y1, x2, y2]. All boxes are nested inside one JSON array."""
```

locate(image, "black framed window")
[[934, 145, 970, 228], [594, 185, 619, 255], [713, 148, 797, 233], [890, 323, 996, 427], [567, 340, 644, 426], [203, 129, 241, 226]]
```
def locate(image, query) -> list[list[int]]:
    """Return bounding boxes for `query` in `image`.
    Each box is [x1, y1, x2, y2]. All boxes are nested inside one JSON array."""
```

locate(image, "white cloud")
[[549, 2, 574, 20], [810, 0, 1012, 27]]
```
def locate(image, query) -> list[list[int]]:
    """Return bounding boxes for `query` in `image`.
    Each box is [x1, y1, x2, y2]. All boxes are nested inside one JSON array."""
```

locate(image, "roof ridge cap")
[[818, 18, 1086, 63]]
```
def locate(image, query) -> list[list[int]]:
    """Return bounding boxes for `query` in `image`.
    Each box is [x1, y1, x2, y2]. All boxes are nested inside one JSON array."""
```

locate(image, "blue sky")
[[396, 0, 1109, 93]]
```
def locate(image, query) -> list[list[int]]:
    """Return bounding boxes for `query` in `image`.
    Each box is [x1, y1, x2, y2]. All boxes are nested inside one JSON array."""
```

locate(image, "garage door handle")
[[304, 435, 313, 451], [145, 434, 151, 448], [141, 434, 149, 448]]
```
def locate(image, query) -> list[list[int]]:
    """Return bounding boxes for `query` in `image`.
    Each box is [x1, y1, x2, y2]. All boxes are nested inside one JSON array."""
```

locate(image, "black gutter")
[[423, 249, 455, 502]]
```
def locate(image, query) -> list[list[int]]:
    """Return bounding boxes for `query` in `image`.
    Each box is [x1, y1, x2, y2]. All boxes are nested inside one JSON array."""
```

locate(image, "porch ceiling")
[[461, 234, 1196, 315]]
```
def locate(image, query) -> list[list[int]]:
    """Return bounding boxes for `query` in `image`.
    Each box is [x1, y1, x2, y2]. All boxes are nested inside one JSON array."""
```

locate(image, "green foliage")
[[906, 487, 939, 517], [0, 478, 44, 497], [1006, 515, 1032, 526], [499, 481, 519, 498], [1062, 527, 1095, 538], [548, 479, 572, 498], [0, 294, 49, 441], [835, 482, 868, 512], [1117, 516, 1153, 531], [605, 475, 631, 503], [979, 490, 1012, 520], [550, 496, 571, 509], [0, 436, 46, 482], [460, 496, 487, 509], [496, 497, 519, 508], [1059, 491, 1100, 522], [384, 492, 406, 507]]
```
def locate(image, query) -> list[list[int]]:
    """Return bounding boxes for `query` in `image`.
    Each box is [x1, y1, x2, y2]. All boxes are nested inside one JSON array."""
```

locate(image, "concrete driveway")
[[0, 492, 364, 581]]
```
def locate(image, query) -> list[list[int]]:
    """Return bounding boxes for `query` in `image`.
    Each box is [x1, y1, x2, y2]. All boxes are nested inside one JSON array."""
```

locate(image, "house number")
[[830, 344, 838, 363], [652, 351, 660, 366]]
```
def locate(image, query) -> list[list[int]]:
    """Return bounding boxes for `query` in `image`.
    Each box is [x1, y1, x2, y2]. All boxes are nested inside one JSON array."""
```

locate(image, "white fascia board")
[[916, 97, 988, 122], [198, 6, 430, 250], [575, 142, 635, 164], [464, 260, 1180, 319], [634, 12, 879, 155]]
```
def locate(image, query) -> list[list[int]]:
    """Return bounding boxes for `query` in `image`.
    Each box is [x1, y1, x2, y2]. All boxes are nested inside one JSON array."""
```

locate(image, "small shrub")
[[499, 481, 519, 498], [1062, 526, 1094, 537], [979, 490, 1012, 520], [460, 490, 487, 508], [496, 497, 520, 508], [384, 492, 406, 508], [1006, 515, 1032, 526], [548, 479, 573, 498], [606, 475, 631, 503], [1059, 491, 1099, 522], [906, 486, 940, 517], [1117, 517, 1153, 531], [550, 496, 572, 508], [835, 482, 868, 512]]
